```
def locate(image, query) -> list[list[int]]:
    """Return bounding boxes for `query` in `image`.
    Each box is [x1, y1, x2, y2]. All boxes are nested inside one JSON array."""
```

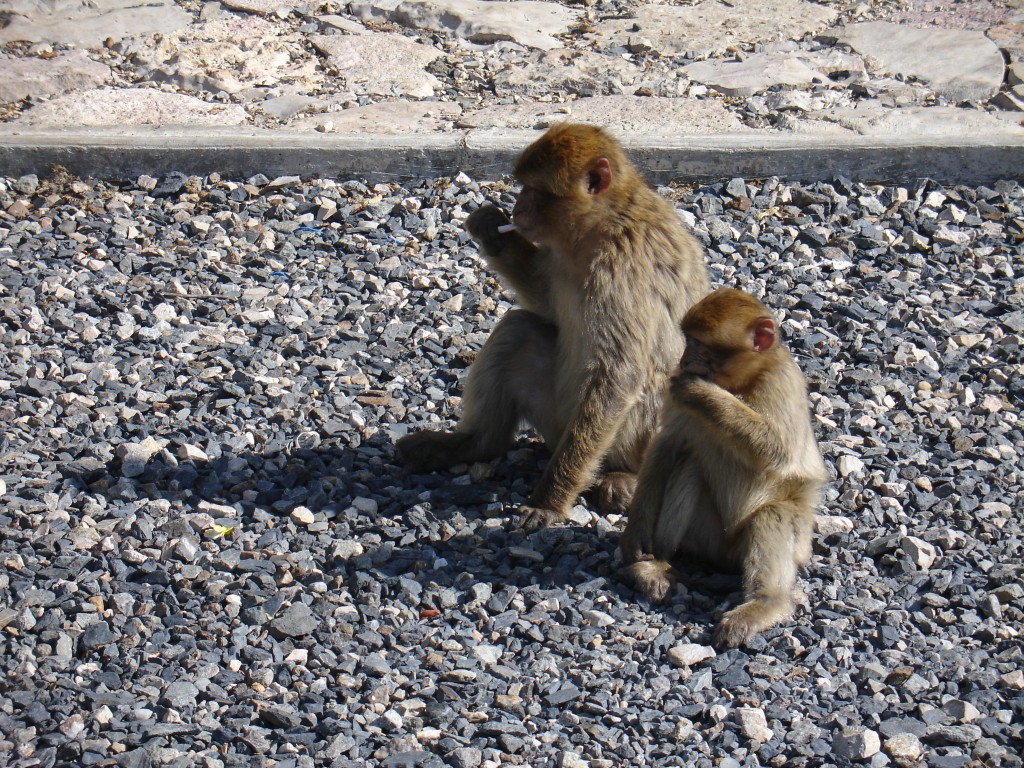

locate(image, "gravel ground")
[[0, 169, 1022, 768]]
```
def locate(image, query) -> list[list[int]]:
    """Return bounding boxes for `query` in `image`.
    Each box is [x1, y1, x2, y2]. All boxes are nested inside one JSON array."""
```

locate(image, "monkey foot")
[[623, 560, 674, 603], [395, 429, 476, 471], [515, 505, 568, 533], [595, 471, 637, 515], [713, 599, 791, 649]]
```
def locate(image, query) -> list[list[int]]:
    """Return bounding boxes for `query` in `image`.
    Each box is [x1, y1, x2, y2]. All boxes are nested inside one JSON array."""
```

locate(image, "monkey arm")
[[524, 372, 636, 524], [526, 293, 655, 521], [466, 205, 551, 316], [671, 376, 788, 469]]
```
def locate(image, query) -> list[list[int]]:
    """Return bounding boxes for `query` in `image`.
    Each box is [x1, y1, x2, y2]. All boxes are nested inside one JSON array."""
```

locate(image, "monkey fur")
[[398, 124, 710, 531], [620, 288, 828, 648]]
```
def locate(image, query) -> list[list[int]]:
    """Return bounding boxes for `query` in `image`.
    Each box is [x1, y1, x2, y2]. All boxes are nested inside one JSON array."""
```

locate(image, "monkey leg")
[[713, 503, 806, 649], [397, 310, 557, 471], [622, 559, 677, 603]]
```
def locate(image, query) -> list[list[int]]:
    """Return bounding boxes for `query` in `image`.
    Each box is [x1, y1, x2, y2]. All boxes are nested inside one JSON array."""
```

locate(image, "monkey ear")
[[586, 158, 612, 196], [752, 317, 776, 352]]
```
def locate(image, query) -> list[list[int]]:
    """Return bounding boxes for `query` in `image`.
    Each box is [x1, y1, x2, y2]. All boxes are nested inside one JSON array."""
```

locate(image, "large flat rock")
[[838, 21, 1005, 102], [596, 0, 838, 58], [495, 49, 666, 98], [219, 0, 318, 16], [460, 95, 754, 134], [0, 0, 192, 47], [987, 8, 1024, 60], [132, 16, 321, 96], [285, 101, 463, 133], [257, 94, 328, 120], [310, 33, 442, 98], [348, 0, 577, 50], [804, 104, 1024, 136], [683, 52, 820, 98], [0, 51, 111, 104], [681, 47, 870, 98], [15, 89, 249, 126]]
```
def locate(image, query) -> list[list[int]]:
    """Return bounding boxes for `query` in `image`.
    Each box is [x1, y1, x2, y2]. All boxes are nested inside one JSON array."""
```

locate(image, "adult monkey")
[[398, 124, 710, 531], [620, 288, 828, 648]]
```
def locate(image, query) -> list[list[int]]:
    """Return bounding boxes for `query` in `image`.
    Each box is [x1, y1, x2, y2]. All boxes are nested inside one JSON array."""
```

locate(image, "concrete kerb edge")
[[1, 128, 1023, 184]]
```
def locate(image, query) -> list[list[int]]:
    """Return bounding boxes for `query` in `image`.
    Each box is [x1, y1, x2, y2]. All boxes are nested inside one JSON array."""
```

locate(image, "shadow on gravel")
[[65, 442, 408, 513], [62, 439, 742, 634]]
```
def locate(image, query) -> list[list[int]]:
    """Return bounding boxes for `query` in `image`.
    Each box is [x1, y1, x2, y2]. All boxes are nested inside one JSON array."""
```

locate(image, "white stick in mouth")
[[497, 223, 518, 233]]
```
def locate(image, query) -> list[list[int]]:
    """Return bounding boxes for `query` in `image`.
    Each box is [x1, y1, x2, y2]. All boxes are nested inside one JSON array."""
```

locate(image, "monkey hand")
[[466, 205, 513, 250], [678, 358, 712, 380], [618, 526, 655, 565], [713, 613, 755, 649], [515, 505, 568, 533], [622, 560, 675, 603], [669, 371, 716, 405], [714, 605, 767, 649], [714, 595, 794, 649]]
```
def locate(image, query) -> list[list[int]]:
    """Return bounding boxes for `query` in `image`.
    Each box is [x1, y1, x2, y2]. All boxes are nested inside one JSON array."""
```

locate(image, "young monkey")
[[620, 288, 828, 648]]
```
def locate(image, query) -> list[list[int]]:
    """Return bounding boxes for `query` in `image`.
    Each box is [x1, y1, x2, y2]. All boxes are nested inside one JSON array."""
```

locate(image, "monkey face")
[[511, 185, 553, 243], [680, 336, 715, 379], [682, 334, 765, 394], [680, 289, 781, 394]]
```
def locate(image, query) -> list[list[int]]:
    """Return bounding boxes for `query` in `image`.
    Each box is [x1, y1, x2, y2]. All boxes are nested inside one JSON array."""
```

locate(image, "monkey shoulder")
[[636, 197, 708, 259]]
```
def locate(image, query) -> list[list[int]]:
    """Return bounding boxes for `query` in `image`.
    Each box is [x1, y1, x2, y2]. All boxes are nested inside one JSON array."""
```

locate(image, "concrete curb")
[[1, 127, 1023, 183]]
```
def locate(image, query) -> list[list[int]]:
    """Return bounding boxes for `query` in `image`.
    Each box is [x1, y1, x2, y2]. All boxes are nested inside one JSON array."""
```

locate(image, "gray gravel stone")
[[923, 724, 984, 744], [0, 171, 1020, 768], [448, 747, 483, 768], [270, 602, 318, 637], [161, 681, 200, 708], [834, 727, 882, 760], [79, 621, 115, 650]]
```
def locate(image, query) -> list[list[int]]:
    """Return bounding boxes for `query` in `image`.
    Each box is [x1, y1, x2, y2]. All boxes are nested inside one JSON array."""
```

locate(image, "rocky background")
[[1, 0, 1023, 136], [0, 168, 1021, 767], [1, 1, 1024, 767]]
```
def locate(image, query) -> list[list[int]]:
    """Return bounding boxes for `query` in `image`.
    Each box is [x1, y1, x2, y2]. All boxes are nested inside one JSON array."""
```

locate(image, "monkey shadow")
[[354, 515, 747, 650], [63, 436, 533, 528], [367, 509, 747, 636], [63, 440, 743, 633], [62, 433, 557, 551], [65, 442, 393, 516]]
